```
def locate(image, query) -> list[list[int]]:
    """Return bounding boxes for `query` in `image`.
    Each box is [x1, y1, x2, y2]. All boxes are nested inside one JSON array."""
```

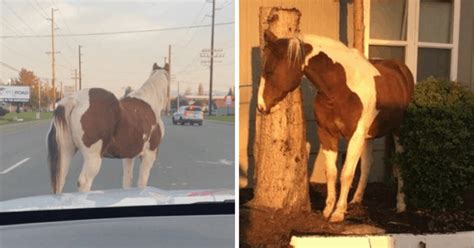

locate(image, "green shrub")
[[395, 77, 474, 210]]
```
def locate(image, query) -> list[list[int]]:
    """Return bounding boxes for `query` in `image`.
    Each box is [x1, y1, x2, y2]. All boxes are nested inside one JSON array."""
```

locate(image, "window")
[[365, 0, 461, 82]]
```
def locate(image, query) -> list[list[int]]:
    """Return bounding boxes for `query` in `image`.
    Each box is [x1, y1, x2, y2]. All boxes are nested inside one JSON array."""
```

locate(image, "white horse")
[[47, 63, 169, 194]]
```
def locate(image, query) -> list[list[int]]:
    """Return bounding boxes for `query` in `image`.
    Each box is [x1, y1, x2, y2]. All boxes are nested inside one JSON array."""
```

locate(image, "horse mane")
[[287, 36, 304, 66], [128, 69, 169, 116]]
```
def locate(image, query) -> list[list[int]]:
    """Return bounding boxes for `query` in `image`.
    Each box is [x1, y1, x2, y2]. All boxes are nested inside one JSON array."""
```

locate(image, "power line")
[[30, 0, 49, 19], [1, 16, 24, 36], [3, 2, 38, 34], [0, 61, 63, 82], [1, 22, 235, 39], [177, 1, 208, 48], [0, 62, 20, 72]]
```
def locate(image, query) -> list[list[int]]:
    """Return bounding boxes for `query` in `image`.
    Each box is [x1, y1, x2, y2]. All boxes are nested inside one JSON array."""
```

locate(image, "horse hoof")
[[396, 203, 406, 213], [329, 212, 345, 223], [323, 207, 333, 219]]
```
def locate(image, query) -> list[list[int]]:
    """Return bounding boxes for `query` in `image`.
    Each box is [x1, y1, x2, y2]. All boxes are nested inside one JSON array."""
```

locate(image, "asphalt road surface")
[[0, 117, 234, 201]]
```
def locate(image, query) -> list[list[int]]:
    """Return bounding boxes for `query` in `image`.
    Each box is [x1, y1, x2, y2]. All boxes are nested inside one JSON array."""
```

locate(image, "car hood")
[[0, 187, 234, 212]]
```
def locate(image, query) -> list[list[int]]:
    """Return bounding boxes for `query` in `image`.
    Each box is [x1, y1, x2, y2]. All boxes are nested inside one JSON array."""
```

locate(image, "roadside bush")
[[395, 77, 474, 210]]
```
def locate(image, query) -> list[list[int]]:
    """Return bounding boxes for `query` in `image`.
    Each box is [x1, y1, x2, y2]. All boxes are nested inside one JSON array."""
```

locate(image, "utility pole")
[[208, 0, 215, 116], [353, 0, 365, 54], [37, 80, 41, 119], [167, 44, 171, 115], [48, 8, 59, 109], [60, 81, 63, 99], [71, 69, 78, 92], [177, 81, 180, 110], [78, 45, 83, 90]]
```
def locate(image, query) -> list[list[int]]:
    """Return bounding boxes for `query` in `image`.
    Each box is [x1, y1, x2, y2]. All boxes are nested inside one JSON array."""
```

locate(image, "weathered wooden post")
[[251, 7, 310, 213], [353, 0, 365, 53]]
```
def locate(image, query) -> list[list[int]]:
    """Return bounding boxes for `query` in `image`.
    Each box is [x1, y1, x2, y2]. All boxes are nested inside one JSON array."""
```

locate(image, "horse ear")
[[164, 63, 170, 72], [264, 30, 278, 44], [153, 63, 160, 71], [302, 42, 313, 57]]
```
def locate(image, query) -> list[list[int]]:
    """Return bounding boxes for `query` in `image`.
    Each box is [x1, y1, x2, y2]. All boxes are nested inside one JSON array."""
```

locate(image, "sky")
[[0, 0, 235, 97]]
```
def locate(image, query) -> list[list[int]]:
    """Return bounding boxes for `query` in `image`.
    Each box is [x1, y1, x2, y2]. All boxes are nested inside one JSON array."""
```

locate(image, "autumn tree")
[[12, 69, 40, 110]]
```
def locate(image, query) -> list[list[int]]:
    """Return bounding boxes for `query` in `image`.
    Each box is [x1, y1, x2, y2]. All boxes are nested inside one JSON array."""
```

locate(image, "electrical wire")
[[1, 22, 235, 39]]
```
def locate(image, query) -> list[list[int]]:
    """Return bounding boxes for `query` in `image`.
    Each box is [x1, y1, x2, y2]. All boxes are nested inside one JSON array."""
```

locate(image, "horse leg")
[[317, 128, 339, 219], [77, 141, 103, 192], [351, 139, 374, 203], [393, 134, 406, 212], [322, 148, 339, 219], [137, 149, 157, 188], [310, 147, 326, 183], [52, 124, 77, 194], [122, 158, 135, 189], [330, 132, 365, 222], [56, 144, 77, 193]]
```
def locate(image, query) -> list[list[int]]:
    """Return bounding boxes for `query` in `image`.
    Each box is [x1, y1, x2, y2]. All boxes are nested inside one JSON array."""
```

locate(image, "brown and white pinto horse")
[[47, 63, 169, 194], [257, 30, 414, 222]]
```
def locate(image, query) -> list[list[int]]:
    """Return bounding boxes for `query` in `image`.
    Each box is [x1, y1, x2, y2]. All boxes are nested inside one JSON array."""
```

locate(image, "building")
[[240, 0, 473, 185], [179, 95, 235, 115]]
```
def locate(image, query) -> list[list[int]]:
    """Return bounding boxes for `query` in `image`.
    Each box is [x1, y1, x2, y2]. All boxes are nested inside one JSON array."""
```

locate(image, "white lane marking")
[[0, 157, 30, 175], [195, 159, 234, 166]]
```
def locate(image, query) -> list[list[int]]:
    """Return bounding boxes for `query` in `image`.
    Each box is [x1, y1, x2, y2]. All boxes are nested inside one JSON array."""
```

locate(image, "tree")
[[13, 68, 40, 110], [251, 8, 310, 212], [197, 83, 205, 95]]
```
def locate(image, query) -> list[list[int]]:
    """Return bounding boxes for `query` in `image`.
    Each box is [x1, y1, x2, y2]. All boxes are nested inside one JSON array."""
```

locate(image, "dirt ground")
[[240, 183, 474, 247]]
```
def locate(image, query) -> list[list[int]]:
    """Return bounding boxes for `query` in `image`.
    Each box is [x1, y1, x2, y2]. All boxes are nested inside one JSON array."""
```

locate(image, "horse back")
[[368, 60, 415, 137], [103, 97, 161, 158], [80, 88, 121, 153]]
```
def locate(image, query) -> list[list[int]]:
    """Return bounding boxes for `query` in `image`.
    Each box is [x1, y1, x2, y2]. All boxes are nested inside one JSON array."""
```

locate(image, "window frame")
[[363, 0, 461, 81]]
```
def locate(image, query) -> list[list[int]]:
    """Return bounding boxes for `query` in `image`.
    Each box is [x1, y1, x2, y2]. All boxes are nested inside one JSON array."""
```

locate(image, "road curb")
[[0, 118, 51, 131], [204, 119, 235, 125]]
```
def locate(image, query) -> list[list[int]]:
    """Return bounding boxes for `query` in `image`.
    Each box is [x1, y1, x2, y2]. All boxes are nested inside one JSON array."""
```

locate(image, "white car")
[[172, 106, 204, 126]]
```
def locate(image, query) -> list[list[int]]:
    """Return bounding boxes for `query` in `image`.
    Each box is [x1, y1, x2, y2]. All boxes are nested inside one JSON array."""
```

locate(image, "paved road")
[[0, 117, 234, 201]]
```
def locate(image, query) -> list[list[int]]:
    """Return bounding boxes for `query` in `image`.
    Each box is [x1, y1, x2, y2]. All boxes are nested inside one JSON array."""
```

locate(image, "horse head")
[[150, 62, 170, 81], [257, 30, 313, 114], [152, 62, 169, 72]]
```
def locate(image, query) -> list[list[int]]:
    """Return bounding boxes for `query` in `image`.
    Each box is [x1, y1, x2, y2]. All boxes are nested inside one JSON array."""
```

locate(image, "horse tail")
[[47, 97, 76, 194]]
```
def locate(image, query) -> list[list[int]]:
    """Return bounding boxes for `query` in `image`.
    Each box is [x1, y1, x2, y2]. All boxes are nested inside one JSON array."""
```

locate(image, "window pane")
[[370, 0, 407, 40], [417, 48, 451, 81], [369, 45, 405, 62], [419, 0, 452, 43]]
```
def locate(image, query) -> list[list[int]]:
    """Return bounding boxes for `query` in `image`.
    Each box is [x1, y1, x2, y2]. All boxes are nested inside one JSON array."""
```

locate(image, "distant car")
[[172, 106, 204, 126]]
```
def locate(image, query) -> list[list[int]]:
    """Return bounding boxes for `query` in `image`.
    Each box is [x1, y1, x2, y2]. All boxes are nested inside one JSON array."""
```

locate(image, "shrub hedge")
[[395, 77, 474, 210]]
